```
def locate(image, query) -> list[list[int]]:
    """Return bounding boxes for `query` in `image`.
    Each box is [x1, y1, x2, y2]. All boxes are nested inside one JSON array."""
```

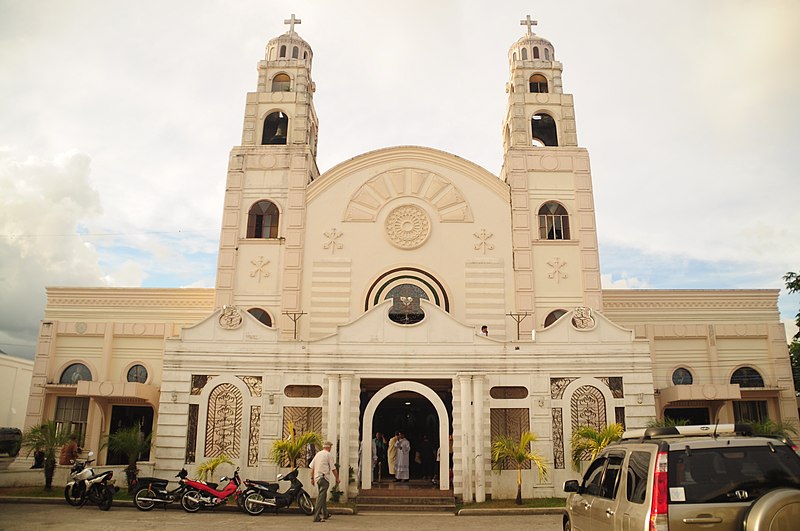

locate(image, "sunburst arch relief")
[[344, 167, 473, 222]]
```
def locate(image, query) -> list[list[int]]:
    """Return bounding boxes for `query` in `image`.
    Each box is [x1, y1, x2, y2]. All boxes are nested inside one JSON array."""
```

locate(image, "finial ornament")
[[520, 15, 537, 36], [284, 13, 301, 34]]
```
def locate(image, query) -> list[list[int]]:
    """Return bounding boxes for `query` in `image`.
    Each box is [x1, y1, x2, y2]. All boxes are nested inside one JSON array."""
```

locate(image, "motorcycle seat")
[[135, 477, 169, 489], [248, 480, 279, 489]]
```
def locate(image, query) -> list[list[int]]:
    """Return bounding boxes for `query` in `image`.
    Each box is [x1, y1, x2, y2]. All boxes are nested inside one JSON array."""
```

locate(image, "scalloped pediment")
[[178, 307, 279, 343], [535, 308, 635, 343], [344, 168, 473, 223]]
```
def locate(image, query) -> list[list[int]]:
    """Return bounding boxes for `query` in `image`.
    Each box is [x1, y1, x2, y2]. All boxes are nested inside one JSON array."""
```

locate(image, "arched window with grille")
[[544, 309, 567, 327], [248, 307, 273, 327], [538, 201, 570, 240], [247, 200, 280, 238], [262, 111, 288, 145], [533, 47, 540, 59], [279, 45, 286, 58], [521, 48, 528, 60], [730, 366, 765, 388]]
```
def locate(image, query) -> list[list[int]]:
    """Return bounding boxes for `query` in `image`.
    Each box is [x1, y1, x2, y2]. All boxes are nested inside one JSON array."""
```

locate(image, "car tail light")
[[650, 451, 668, 531]]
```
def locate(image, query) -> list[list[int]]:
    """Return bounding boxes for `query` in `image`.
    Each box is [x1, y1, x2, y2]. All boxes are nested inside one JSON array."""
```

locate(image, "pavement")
[[0, 501, 565, 530]]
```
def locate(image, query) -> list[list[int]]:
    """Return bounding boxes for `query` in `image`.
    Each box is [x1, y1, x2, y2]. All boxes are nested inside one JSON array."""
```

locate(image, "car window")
[[669, 444, 800, 504], [599, 453, 624, 499], [583, 456, 607, 496], [626, 450, 650, 504]]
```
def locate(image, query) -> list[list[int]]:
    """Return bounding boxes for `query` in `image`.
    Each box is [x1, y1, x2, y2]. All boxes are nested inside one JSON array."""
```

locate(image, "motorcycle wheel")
[[98, 486, 114, 511], [134, 487, 156, 511], [243, 492, 266, 516], [64, 484, 84, 506], [181, 490, 202, 513], [298, 490, 314, 515]]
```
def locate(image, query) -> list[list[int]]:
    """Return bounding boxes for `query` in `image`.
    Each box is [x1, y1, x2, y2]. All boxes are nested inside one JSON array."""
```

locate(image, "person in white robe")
[[394, 431, 411, 481]]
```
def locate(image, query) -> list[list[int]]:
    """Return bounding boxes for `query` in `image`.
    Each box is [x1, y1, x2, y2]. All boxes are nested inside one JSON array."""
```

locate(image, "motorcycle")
[[180, 467, 242, 512], [241, 467, 314, 516], [64, 451, 118, 510], [132, 468, 190, 511]]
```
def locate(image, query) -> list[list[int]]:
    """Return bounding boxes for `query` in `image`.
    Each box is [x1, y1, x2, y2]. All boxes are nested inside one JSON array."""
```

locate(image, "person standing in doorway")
[[394, 431, 411, 482], [387, 431, 399, 478], [373, 431, 387, 482], [309, 441, 339, 523]]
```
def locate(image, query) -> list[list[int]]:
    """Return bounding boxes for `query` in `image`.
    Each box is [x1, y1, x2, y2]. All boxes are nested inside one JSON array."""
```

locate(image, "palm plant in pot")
[[102, 424, 152, 493]]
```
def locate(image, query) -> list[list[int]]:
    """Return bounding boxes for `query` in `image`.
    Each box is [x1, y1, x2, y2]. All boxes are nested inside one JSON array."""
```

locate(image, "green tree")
[[102, 425, 152, 492], [571, 423, 624, 471], [784, 271, 800, 395], [491, 431, 548, 505], [790, 340, 800, 396], [269, 421, 323, 468], [20, 420, 73, 490]]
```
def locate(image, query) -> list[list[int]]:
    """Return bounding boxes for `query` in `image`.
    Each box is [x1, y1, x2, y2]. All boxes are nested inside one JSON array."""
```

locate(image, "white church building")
[[22, 16, 797, 501]]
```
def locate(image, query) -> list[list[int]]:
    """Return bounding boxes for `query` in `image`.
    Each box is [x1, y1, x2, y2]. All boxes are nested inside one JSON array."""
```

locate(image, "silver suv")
[[563, 424, 800, 530]]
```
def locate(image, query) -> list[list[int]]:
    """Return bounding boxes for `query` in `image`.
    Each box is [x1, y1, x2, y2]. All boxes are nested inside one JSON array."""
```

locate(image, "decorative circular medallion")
[[75, 322, 87, 335], [219, 305, 243, 330], [385, 205, 431, 249]]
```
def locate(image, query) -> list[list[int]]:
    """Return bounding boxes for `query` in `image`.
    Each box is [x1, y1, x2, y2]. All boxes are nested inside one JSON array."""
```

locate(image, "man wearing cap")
[[309, 440, 339, 523]]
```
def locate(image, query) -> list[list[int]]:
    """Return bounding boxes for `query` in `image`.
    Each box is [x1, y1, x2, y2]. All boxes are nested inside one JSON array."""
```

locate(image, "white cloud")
[[601, 274, 650, 290]]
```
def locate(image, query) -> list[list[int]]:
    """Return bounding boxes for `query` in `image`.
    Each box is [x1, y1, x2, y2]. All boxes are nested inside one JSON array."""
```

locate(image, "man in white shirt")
[[309, 441, 339, 523]]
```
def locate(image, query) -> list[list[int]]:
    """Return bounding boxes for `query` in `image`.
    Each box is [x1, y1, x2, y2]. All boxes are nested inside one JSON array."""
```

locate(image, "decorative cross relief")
[[250, 256, 270, 282], [547, 257, 567, 283], [323, 228, 343, 254], [473, 229, 494, 254], [520, 15, 538, 35]]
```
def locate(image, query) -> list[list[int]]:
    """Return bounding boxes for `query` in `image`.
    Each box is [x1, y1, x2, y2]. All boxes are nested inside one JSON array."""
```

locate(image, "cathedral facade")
[[23, 17, 797, 500]]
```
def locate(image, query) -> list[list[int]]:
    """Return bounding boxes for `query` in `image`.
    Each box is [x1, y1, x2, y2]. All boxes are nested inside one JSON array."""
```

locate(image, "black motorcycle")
[[241, 467, 313, 516], [132, 468, 190, 511]]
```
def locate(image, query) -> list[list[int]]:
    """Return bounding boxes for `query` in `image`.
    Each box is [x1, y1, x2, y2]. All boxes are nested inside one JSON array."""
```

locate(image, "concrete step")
[[357, 503, 455, 512]]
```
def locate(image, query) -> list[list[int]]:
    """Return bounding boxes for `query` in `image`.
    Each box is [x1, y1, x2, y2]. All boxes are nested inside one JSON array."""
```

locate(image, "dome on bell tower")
[[508, 15, 555, 64], [264, 14, 313, 64]]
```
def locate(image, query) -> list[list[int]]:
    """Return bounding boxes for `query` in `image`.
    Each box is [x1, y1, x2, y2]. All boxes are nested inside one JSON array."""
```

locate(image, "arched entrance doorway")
[[360, 380, 451, 490]]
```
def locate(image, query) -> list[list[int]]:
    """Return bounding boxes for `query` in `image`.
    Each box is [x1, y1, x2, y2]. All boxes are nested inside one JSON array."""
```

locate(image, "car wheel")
[[743, 488, 800, 531], [134, 488, 156, 511], [563, 517, 573, 531]]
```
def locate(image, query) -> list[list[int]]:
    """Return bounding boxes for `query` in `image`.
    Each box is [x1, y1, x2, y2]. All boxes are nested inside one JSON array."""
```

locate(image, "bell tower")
[[501, 16, 602, 337], [215, 14, 319, 339]]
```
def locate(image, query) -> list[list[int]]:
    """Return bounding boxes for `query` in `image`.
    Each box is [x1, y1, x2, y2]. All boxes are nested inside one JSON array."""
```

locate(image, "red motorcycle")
[[180, 467, 241, 512]]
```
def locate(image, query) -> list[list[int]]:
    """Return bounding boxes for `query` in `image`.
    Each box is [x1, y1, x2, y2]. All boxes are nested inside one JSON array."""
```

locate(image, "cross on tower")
[[520, 15, 537, 36], [284, 13, 301, 34]]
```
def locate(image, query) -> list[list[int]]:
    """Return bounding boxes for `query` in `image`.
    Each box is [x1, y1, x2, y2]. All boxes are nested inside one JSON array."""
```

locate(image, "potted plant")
[[269, 421, 323, 468]]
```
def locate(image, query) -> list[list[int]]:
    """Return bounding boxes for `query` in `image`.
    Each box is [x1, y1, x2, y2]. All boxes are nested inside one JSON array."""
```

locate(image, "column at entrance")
[[458, 374, 474, 502], [338, 375, 352, 502], [472, 375, 486, 503], [326, 374, 339, 463]]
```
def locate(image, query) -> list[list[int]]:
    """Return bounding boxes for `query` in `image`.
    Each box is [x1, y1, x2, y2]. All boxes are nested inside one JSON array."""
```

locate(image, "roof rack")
[[621, 423, 754, 441]]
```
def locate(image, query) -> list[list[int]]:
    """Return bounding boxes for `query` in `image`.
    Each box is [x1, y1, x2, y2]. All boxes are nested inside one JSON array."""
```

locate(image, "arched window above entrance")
[[60, 363, 92, 384], [730, 366, 764, 388], [365, 267, 449, 324]]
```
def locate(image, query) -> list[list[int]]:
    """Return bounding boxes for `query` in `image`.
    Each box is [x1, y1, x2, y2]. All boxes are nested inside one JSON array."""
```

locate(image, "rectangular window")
[[55, 397, 89, 446], [185, 404, 198, 464], [733, 400, 768, 423], [490, 408, 531, 470]]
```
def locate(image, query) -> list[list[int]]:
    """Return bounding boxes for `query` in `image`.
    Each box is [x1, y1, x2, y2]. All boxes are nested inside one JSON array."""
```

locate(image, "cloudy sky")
[[1, 0, 798, 360]]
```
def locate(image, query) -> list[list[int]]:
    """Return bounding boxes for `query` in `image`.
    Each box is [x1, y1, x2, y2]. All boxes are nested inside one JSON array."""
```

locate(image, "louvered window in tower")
[[272, 73, 291, 92], [529, 74, 548, 93], [247, 200, 280, 238], [538, 201, 570, 240]]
